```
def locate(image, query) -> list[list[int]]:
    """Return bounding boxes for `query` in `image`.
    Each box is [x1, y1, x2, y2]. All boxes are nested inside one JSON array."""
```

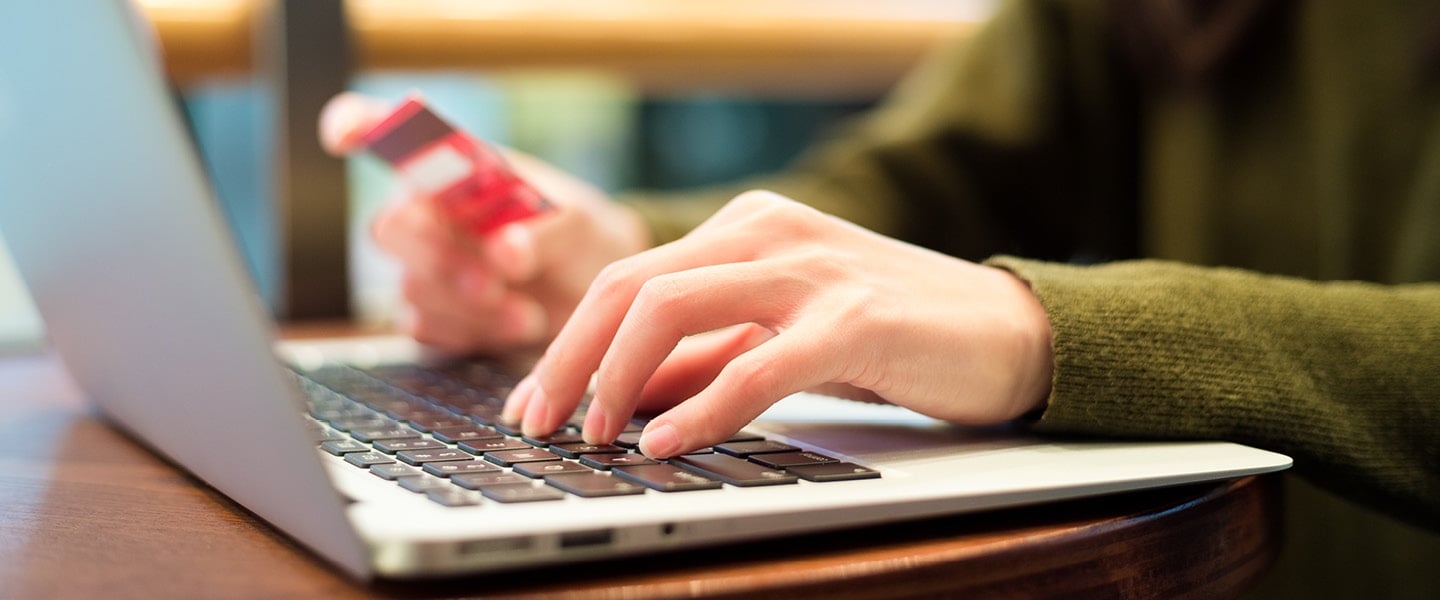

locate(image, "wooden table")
[[0, 349, 1282, 598]]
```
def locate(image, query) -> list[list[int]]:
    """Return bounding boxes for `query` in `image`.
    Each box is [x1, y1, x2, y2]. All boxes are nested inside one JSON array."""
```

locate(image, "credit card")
[[360, 97, 552, 235]]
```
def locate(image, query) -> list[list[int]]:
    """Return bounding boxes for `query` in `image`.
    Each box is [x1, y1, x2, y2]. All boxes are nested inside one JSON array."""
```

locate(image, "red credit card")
[[360, 97, 552, 235]]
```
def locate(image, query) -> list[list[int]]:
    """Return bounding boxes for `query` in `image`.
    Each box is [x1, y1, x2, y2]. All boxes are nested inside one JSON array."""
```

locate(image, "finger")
[[521, 230, 777, 436], [371, 195, 474, 281], [635, 324, 774, 414], [638, 320, 838, 458], [318, 92, 391, 155], [582, 261, 812, 443]]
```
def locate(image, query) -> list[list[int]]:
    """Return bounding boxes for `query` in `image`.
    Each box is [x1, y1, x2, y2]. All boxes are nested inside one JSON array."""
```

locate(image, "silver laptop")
[[0, 0, 1290, 580]]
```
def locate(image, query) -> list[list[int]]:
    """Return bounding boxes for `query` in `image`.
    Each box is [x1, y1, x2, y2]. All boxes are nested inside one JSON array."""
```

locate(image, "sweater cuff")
[[983, 256, 1239, 440]]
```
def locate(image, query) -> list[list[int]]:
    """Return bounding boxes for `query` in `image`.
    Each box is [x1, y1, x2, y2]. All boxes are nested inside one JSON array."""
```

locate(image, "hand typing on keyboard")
[[504, 191, 1055, 458]]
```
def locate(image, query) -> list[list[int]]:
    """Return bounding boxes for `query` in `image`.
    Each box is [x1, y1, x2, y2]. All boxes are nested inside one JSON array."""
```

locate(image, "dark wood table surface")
[[0, 348, 1283, 599]]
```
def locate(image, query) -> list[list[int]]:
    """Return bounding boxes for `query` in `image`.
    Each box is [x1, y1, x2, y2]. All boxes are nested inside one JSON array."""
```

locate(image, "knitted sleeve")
[[987, 256, 1440, 531]]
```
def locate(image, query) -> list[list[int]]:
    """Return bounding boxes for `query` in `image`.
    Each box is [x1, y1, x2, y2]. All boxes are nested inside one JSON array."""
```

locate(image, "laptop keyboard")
[[292, 361, 880, 508]]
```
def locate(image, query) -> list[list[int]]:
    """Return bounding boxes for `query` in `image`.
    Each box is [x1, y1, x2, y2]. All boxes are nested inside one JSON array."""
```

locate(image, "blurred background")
[[0, 0, 991, 351]]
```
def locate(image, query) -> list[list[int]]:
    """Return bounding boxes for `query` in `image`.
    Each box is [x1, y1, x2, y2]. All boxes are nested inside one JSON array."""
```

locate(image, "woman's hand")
[[318, 92, 650, 355], [504, 190, 1055, 457]]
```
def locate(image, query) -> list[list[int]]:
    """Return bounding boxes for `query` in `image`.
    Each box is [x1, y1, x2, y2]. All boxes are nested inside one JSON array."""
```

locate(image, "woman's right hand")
[[319, 92, 652, 356]]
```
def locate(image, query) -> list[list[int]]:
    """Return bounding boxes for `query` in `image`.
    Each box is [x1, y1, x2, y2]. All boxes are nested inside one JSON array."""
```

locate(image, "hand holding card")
[[360, 97, 553, 236]]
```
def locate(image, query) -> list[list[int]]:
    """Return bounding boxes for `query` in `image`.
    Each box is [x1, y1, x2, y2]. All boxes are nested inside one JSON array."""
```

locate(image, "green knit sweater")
[[624, 0, 1440, 539]]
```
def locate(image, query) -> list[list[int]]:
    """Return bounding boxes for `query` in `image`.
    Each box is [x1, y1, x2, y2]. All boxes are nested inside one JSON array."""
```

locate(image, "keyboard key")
[[344, 451, 395, 468], [669, 454, 797, 487], [483, 449, 561, 467], [370, 463, 423, 481], [396, 449, 473, 466], [451, 471, 531, 490], [613, 432, 642, 449], [725, 430, 766, 443], [320, 439, 370, 456], [544, 472, 646, 498], [748, 451, 838, 470], [481, 484, 566, 503], [550, 443, 628, 459], [422, 460, 501, 478], [714, 440, 799, 457], [579, 453, 658, 470], [786, 462, 881, 482], [398, 475, 452, 493], [327, 416, 392, 432], [430, 426, 503, 444], [490, 420, 526, 436], [613, 463, 723, 492], [350, 427, 422, 443], [373, 438, 448, 454], [514, 460, 593, 479], [466, 405, 504, 425], [409, 416, 474, 433], [426, 488, 482, 507], [521, 432, 587, 448], [457, 438, 532, 455]]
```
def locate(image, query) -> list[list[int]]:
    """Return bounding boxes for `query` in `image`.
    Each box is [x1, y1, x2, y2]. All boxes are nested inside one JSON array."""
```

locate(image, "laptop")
[[0, 0, 1291, 581]]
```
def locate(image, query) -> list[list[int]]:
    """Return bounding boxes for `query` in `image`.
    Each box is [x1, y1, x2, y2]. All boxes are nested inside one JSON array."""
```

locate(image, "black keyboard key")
[[431, 426, 503, 444], [550, 443, 627, 459], [668, 454, 797, 487], [521, 432, 586, 448], [396, 448, 473, 466], [409, 416, 474, 433], [420, 457, 501, 477], [422, 460, 500, 478], [613, 463, 723, 492], [398, 475, 451, 493], [466, 405, 504, 425], [748, 451, 838, 470], [451, 471, 531, 490], [370, 463, 423, 481], [514, 460, 593, 479], [714, 440, 799, 457], [321, 439, 370, 456], [613, 432, 642, 449], [426, 488, 482, 507], [544, 472, 646, 498], [579, 453, 658, 470], [483, 449, 561, 467], [457, 438, 532, 455], [343, 451, 395, 468], [481, 484, 566, 503], [350, 427, 422, 443], [786, 462, 881, 482], [327, 416, 392, 432], [373, 438, 447, 454], [491, 420, 526, 436], [725, 430, 766, 443]]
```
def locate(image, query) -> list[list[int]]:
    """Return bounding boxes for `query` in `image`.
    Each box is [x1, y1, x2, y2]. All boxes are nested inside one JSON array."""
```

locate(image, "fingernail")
[[581, 407, 609, 445], [501, 375, 535, 423], [640, 422, 680, 458], [521, 384, 550, 437]]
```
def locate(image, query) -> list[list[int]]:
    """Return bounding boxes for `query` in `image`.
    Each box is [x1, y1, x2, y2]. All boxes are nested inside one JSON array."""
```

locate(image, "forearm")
[[989, 256, 1440, 531]]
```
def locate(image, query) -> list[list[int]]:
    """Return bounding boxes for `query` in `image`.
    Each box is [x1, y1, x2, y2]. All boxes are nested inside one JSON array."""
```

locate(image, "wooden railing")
[[139, 0, 982, 97]]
